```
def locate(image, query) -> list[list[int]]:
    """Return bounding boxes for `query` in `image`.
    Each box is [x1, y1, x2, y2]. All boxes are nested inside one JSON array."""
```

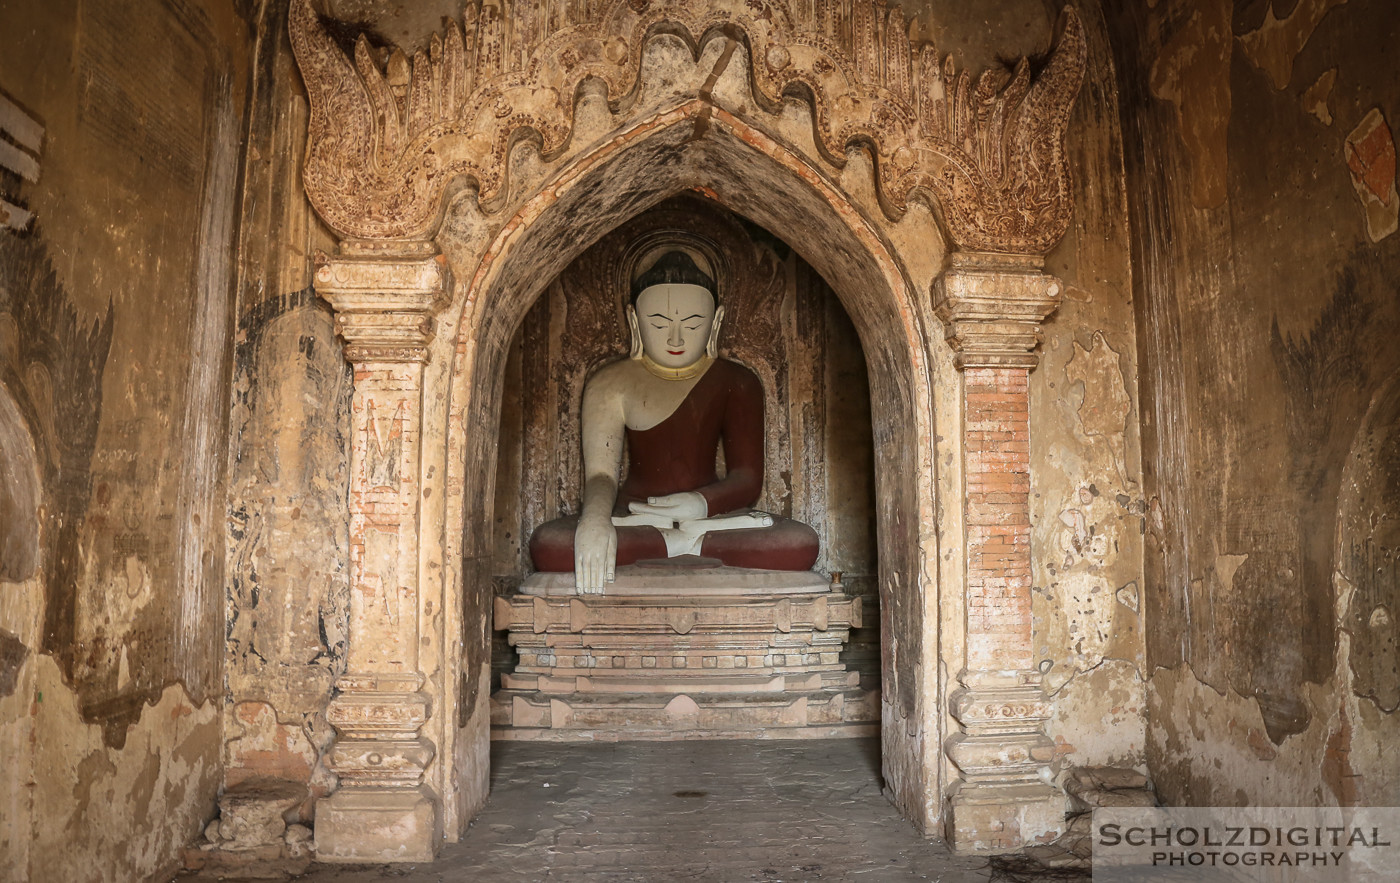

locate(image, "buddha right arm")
[[574, 378, 626, 594], [574, 475, 618, 594]]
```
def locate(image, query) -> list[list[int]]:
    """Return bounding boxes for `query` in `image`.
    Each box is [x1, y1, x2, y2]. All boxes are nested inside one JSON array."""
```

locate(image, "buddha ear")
[[626, 305, 643, 360], [706, 304, 725, 359]]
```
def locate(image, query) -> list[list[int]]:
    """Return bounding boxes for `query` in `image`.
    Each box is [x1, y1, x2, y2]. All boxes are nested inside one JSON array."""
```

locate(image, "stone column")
[[311, 244, 450, 862], [932, 251, 1064, 854]]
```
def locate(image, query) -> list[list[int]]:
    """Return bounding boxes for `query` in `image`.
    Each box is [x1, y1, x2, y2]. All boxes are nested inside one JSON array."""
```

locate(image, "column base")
[[946, 781, 1065, 855], [314, 786, 440, 863]]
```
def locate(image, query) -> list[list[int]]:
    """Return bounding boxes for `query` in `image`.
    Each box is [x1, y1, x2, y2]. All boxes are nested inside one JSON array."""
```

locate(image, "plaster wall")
[[229, 0, 1145, 842], [221, 0, 348, 808], [1037, 2, 1147, 774], [1109, 0, 1400, 806], [0, 0, 249, 879]]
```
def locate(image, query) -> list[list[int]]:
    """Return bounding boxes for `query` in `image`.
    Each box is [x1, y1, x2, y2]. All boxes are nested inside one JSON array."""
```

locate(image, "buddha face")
[[632, 283, 717, 369]]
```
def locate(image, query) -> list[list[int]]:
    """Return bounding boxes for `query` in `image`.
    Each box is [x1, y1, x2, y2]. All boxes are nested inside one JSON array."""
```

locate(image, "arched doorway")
[[486, 195, 883, 714], [290, 0, 1084, 860], [434, 104, 944, 837]]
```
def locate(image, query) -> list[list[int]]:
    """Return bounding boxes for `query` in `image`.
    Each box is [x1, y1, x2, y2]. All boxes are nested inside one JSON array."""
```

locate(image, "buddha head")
[[627, 250, 725, 371]]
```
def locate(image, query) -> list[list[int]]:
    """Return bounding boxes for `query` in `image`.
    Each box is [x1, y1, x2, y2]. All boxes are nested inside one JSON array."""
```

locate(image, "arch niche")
[[289, 0, 1085, 863]]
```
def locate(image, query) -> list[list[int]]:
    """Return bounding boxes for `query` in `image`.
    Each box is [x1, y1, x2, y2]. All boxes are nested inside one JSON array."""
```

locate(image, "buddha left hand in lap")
[[528, 250, 819, 593]]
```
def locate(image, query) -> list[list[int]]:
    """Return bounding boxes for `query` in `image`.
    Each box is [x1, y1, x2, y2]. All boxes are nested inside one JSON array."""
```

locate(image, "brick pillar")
[[932, 251, 1064, 854], [311, 245, 450, 862]]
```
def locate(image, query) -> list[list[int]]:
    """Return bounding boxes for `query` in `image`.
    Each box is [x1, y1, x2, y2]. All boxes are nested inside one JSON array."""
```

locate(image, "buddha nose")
[[668, 322, 684, 347]]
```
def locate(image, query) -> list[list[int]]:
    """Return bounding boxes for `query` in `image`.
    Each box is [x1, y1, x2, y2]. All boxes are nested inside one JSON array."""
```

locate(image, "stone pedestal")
[[945, 670, 1063, 853], [314, 787, 439, 863], [492, 562, 876, 740]]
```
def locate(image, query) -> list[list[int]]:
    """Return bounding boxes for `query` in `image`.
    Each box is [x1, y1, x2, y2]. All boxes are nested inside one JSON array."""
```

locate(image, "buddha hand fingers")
[[606, 533, 616, 584], [634, 491, 707, 521], [575, 550, 599, 593]]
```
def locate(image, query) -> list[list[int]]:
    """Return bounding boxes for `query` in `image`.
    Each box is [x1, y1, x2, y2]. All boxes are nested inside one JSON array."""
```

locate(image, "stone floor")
[[213, 738, 1078, 882]]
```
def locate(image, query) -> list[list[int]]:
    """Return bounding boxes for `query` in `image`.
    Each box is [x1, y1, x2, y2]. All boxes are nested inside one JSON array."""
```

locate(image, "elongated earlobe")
[[627, 305, 643, 359], [706, 305, 725, 359]]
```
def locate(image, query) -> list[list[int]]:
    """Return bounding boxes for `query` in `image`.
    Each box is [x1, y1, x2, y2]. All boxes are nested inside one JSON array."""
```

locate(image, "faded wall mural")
[[1111, 0, 1400, 806], [0, 0, 249, 880]]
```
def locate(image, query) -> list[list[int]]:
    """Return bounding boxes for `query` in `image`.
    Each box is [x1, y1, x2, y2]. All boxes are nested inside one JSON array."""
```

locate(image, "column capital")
[[314, 247, 452, 363], [932, 252, 1062, 370]]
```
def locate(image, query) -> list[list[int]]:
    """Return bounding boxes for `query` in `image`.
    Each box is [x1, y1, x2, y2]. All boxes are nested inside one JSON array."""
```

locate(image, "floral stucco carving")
[[289, 0, 1085, 255]]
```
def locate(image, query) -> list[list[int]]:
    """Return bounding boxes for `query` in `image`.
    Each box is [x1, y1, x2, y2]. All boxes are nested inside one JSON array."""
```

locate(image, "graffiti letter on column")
[[365, 399, 405, 490]]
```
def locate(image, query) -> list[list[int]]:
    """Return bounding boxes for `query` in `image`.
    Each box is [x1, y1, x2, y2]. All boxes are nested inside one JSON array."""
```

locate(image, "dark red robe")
[[529, 359, 819, 572]]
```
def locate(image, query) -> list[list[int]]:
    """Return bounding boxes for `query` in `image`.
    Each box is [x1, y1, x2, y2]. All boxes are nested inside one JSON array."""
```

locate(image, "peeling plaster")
[[1, 655, 220, 883], [1149, 646, 1400, 809], [1034, 327, 1144, 771], [1303, 68, 1337, 126], [1344, 108, 1398, 243], [1049, 659, 1146, 770], [223, 700, 335, 816], [1149, 0, 1233, 208], [1213, 551, 1248, 603], [1238, 0, 1348, 91], [1110, 0, 1400, 825], [1150, 543, 1400, 807], [1066, 331, 1132, 488]]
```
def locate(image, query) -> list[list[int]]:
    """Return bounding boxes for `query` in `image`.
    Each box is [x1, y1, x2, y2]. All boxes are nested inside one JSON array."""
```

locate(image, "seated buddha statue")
[[529, 249, 820, 593]]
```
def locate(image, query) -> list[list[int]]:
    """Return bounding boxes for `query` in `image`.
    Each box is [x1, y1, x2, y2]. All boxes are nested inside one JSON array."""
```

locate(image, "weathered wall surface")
[[221, 0, 345, 810], [1109, 0, 1400, 805], [1035, 1, 1147, 774], [0, 0, 248, 879]]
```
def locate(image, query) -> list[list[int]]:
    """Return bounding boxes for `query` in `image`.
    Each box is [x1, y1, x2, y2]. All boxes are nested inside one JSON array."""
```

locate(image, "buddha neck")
[[640, 353, 713, 381]]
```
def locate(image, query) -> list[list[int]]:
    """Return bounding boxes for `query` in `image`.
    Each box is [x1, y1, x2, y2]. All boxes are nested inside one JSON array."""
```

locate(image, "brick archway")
[[292, 0, 1084, 861], [438, 102, 943, 834]]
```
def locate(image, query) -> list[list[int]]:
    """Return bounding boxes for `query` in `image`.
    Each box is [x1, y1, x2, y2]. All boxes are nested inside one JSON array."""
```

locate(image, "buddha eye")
[[684, 322, 703, 331]]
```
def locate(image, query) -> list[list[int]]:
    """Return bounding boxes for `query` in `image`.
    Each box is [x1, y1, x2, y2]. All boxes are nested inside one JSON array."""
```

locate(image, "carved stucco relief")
[[289, 0, 1084, 256], [286, 0, 1090, 859]]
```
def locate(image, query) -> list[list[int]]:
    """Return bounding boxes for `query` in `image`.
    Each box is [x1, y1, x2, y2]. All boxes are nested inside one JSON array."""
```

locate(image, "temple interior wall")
[[0, 0, 249, 880], [1033, 1, 1147, 774], [4, 0, 1395, 875], [1107, 0, 1400, 807]]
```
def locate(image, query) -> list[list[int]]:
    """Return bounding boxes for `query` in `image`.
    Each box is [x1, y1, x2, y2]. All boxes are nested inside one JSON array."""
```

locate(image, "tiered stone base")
[[491, 562, 878, 740]]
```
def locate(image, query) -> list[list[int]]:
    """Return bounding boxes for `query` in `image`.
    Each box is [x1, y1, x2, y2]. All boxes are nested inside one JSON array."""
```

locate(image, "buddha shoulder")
[[585, 358, 649, 396]]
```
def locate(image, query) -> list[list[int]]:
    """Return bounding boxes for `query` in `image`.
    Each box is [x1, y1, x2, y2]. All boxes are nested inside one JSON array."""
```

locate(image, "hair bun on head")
[[630, 250, 716, 303]]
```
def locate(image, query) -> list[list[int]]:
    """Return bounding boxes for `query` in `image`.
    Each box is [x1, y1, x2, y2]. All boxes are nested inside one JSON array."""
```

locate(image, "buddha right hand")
[[628, 491, 708, 522], [573, 516, 617, 595]]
